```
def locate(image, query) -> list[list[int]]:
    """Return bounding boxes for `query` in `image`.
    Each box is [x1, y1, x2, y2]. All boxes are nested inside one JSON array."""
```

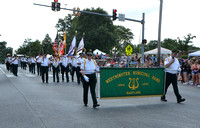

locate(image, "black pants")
[[71, 66, 81, 84], [61, 66, 69, 82], [71, 66, 76, 82], [162, 72, 182, 101], [31, 63, 35, 74], [10, 64, 13, 73], [22, 62, 27, 70], [76, 67, 81, 84], [41, 66, 48, 83], [37, 63, 41, 76], [12, 64, 18, 76], [21, 62, 23, 69], [6, 62, 10, 71], [53, 66, 59, 82], [29, 63, 32, 72], [82, 73, 97, 105]]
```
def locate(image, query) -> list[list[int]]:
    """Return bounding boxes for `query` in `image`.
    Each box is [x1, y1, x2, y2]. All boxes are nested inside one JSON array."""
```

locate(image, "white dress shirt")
[[164, 56, 180, 74]]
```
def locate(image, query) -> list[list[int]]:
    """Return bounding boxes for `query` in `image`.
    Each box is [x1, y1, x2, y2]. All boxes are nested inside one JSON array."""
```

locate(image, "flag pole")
[[64, 31, 66, 55], [82, 32, 85, 53], [75, 31, 77, 56], [57, 31, 59, 56]]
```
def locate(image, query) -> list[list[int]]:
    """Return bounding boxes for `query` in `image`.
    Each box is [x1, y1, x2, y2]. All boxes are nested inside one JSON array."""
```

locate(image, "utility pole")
[[141, 13, 145, 67], [157, 0, 163, 67]]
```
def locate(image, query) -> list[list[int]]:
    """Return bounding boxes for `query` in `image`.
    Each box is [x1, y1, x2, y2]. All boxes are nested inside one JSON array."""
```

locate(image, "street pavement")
[[0, 64, 200, 128]]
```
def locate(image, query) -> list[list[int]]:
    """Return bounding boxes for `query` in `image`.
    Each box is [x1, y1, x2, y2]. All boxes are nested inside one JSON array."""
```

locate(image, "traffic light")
[[142, 39, 147, 44], [113, 9, 117, 21], [56, 3, 60, 11], [51, 2, 55, 11]]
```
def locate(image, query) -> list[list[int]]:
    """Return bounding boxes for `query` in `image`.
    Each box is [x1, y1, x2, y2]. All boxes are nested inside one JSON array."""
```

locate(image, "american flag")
[[53, 33, 59, 54]]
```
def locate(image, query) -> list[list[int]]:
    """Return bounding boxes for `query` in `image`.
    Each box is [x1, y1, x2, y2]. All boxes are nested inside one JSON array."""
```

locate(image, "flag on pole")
[[58, 32, 66, 55], [76, 37, 84, 55], [53, 33, 58, 54], [68, 36, 76, 56]]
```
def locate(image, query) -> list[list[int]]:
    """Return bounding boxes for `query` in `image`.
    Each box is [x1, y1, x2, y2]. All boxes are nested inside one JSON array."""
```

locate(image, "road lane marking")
[[0, 68, 6, 74]]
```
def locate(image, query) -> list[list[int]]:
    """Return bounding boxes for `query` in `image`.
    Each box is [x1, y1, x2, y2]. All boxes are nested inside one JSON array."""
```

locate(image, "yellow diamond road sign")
[[125, 45, 132, 56]]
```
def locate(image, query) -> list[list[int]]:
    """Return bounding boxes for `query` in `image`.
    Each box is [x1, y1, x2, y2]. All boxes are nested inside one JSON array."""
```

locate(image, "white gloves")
[[96, 66, 100, 72], [84, 75, 89, 82]]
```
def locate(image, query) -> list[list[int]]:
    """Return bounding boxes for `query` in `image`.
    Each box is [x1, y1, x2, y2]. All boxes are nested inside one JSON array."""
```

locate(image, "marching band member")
[[161, 50, 185, 103], [71, 55, 78, 83], [76, 53, 85, 85], [81, 49, 100, 108], [5, 53, 11, 71], [28, 57, 32, 73], [36, 54, 42, 76], [41, 54, 50, 83], [31, 56, 36, 74], [12, 55, 19, 76]]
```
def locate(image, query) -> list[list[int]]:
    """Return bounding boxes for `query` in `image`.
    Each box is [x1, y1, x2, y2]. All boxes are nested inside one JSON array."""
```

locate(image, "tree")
[[114, 25, 134, 54], [0, 41, 13, 63], [179, 33, 196, 54], [75, 8, 116, 53], [145, 40, 158, 51], [16, 38, 42, 56], [55, 8, 134, 55], [161, 38, 178, 50], [31, 40, 42, 56], [42, 34, 53, 54]]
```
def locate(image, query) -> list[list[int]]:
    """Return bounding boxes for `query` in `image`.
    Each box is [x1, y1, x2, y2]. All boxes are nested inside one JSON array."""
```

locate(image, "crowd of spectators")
[[94, 52, 200, 87]]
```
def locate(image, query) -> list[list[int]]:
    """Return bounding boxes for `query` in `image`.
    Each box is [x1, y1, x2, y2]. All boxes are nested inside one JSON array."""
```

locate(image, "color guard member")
[[52, 55, 60, 83], [62, 55, 71, 83]]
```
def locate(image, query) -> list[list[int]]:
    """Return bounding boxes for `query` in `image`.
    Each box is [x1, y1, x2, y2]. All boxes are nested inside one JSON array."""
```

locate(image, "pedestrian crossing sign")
[[125, 45, 132, 56]]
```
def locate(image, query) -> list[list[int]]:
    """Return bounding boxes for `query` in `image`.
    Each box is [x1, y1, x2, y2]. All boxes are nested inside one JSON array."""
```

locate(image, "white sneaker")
[[183, 82, 188, 85], [197, 85, 200, 88]]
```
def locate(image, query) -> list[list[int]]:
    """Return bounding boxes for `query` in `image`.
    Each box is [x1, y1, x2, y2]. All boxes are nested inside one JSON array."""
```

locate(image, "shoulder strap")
[[164, 57, 169, 62], [83, 60, 86, 69], [92, 59, 96, 66]]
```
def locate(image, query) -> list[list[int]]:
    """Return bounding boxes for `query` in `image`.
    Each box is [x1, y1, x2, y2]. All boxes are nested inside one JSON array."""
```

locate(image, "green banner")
[[100, 68, 165, 99]]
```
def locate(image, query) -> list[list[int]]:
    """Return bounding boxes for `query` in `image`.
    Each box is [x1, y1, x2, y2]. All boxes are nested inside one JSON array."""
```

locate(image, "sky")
[[0, 0, 200, 52]]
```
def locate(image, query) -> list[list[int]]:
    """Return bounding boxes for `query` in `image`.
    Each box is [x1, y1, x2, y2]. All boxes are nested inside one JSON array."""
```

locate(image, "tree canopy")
[[0, 41, 13, 63]]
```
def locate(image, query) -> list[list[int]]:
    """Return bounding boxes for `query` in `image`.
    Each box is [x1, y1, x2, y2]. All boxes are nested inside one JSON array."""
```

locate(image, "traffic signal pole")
[[33, 3, 145, 66], [33, 3, 142, 23]]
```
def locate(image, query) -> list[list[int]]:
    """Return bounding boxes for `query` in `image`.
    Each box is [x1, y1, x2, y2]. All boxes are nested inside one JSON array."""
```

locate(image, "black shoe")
[[177, 98, 185, 103], [161, 98, 167, 102], [57, 81, 59, 83], [93, 104, 100, 108], [84, 104, 87, 107], [67, 80, 69, 83], [46, 81, 48, 83]]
